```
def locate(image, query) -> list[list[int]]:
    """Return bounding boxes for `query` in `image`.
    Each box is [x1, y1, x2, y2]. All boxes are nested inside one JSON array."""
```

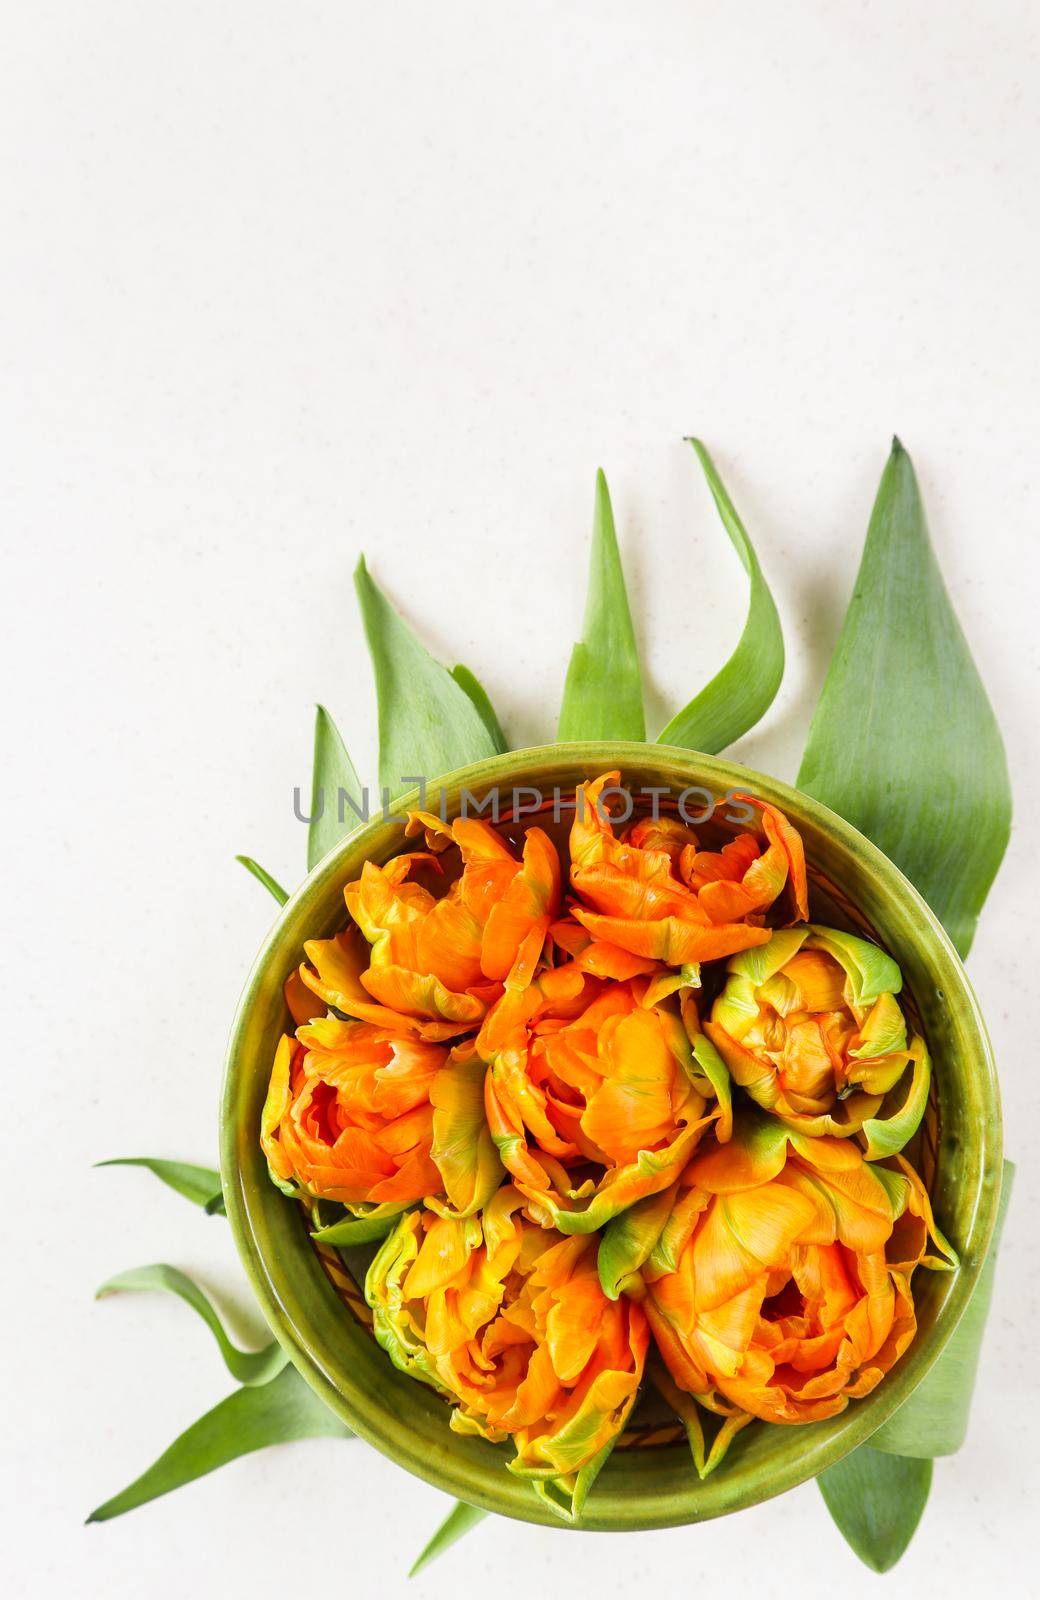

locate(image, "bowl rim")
[[220, 740, 1003, 1530]]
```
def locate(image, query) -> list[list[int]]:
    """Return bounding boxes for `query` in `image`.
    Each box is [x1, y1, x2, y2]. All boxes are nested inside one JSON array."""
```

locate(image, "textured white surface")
[[3, 2, 1038, 1595]]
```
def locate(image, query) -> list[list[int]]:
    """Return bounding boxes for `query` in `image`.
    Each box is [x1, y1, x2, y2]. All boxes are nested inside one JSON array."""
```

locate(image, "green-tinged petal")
[[871, 1160, 1014, 1457], [365, 1214, 450, 1394], [355, 557, 498, 799], [806, 925, 903, 1006], [797, 439, 1011, 959], [530, 1440, 615, 1524], [861, 1037, 930, 1160], [308, 704, 363, 871], [869, 1163, 910, 1220], [727, 927, 809, 987], [95, 1265, 287, 1386], [690, 1032, 733, 1142], [409, 1500, 488, 1577], [598, 1185, 677, 1299], [548, 1122, 708, 1235], [558, 469, 645, 741], [430, 1055, 505, 1217], [86, 1364, 351, 1522], [817, 1446, 932, 1573], [235, 855, 289, 906], [649, 1358, 749, 1478], [311, 1201, 411, 1247], [95, 1158, 223, 1211], [451, 664, 508, 753], [658, 439, 784, 753]]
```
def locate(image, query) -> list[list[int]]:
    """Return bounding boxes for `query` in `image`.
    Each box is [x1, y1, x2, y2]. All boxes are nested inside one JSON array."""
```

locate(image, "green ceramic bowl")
[[221, 743, 1002, 1531]]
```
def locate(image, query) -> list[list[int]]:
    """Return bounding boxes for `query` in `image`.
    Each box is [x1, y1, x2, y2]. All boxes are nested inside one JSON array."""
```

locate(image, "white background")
[[3, 3, 1038, 1597]]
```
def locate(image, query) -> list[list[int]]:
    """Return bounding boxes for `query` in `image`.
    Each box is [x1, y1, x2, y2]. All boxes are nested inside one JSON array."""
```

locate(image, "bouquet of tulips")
[[91, 440, 1011, 1576], [260, 769, 953, 1518]]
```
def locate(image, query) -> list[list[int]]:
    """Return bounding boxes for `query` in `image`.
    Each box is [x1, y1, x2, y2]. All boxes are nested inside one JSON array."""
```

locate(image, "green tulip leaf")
[[96, 1264, 287, 1386], [871, 1160, 1014, 1457], [235, 855, 289, 906], [451, 664, 508, 753], [798, 438, 1011, 959], [86, 1363, 351, 1523], [308, 704, 363, 871], [817, 1445, 932, 1572], [558, 469, 645, 742], [96, 1158, 223, 1211], [658, 439, 784, 754], [409, 1500, 488, 1577], [355, 556, 498, 799], [311, 1200, 411, 1246]]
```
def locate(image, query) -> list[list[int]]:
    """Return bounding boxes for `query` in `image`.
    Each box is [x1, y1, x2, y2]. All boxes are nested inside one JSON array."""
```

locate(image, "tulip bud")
[[706, 924, 930, 1153]]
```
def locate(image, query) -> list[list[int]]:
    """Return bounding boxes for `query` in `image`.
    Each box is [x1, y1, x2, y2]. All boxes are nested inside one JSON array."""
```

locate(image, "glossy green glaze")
[[220, 744, 1002, 1531]]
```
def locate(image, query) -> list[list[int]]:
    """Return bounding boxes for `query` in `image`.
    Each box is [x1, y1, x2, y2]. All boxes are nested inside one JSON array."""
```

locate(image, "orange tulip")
[[260, 1020, 502, 1216], [479, 973, 724, 1232], [404, 812, 562, 985], [706, 925, 929, 1156], [306, 817, 561, 1039], [366, 1185, 649, 1518], [568, 773, 808, 968], [639, 1112, 954, 1464]]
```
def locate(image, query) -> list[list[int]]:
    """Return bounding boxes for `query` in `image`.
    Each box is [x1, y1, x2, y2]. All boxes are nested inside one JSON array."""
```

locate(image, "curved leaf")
[[96, 1158, 222, 1211], [86, 1363, 351, 1523], [797, 438, 1011, 958], [817, 1446, 931, 1572], [871, 1160, 1014, 1457], [308, 704, 363, 871], [658, 440, 784, 753], [235, 855, 289, 906], [451, 664, 508, 753], [355, 557, 498, 798], [96, 1264, 287, 1386], [558, 469, 645, 741], [409, 1500, 487, 1577], [311, 1201, 411, 1247]]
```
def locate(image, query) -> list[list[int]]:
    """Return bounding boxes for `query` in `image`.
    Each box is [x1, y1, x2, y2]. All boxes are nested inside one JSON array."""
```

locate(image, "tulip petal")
[[861, 1036, 931, 1161], [430, 1048, 505, 1216], [806, 924, 903, 1006], [597, 1184, 678, 1299]]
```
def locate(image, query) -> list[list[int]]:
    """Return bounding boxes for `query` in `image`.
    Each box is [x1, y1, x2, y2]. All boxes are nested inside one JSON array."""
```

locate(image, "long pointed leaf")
[[86, 1363, 351, 1523], [871, 1160, 1014, 1457], [797, 438, 1011, 957], [355, 557, 498, 798], [558, 470, 645, 741], [235, 855, 289, 906], [658, 440, 784, 753], [409, 1500, 487, 1577], [817, 1445, 932, 1572], [451, 664, 508, 753], [308, 704, 363, 871], [96, 1265, 287, 1386], [96, 1158, 222, 1211]]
